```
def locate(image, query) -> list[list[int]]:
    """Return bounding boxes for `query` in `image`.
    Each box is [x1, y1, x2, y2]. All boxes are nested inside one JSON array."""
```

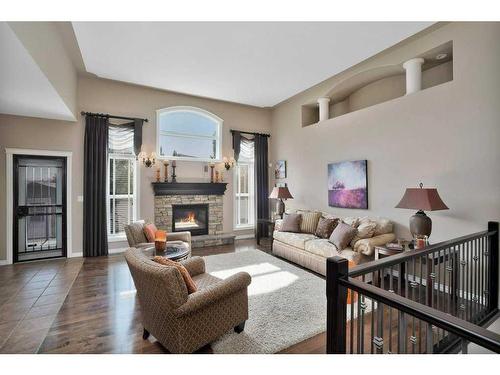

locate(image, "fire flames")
[[180, 212, 196, 223]]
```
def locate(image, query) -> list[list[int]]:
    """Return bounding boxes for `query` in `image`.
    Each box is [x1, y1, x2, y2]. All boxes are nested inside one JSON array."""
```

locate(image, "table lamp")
[[395, 182, 448, 238], [269, 186, 293, 219]]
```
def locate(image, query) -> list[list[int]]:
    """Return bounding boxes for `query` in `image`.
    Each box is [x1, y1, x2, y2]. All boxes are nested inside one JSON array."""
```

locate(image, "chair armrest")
[[174, 272, 251, 317], [274, 219, 283, 232], [353, 233, 396, 256], [180, 256, 205, 277], [168, 231, 191, 246]]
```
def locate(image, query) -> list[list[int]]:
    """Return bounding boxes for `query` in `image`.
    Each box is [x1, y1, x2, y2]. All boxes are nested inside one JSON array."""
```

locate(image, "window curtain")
[[83, 115, 109, 257], [133, 119, 144, 156], [232, 131, 241, 161], [254, 134, 269, 237]]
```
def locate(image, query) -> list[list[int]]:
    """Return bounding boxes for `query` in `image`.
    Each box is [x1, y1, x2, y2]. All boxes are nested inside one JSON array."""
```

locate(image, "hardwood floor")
[[0, 239, 325, 354]]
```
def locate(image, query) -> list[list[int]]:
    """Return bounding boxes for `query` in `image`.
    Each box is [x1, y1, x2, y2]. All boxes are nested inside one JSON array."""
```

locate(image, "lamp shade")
[[269, 186, 293, 200], [396, 186, 448, 211]]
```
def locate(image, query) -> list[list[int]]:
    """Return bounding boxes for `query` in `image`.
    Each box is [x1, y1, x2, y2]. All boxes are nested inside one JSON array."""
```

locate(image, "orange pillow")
[[143, 223, 157, 242], [153, 256, 197, 294]]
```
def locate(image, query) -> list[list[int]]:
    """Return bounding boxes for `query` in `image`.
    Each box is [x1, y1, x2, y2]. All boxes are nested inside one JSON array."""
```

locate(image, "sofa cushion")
[[297, 210, 321, 234], [273, 231, 317, 250], [373, 218, 393, 236], [304, 239, 361, 264], [280, 213, 302, 233], [329, 222, 357, 250], [315, 217, 339, 239]]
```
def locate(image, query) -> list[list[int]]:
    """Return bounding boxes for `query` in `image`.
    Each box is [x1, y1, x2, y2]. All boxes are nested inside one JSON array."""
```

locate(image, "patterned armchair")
[[124, 220, 192, 255], [125, 248, 251, 353]]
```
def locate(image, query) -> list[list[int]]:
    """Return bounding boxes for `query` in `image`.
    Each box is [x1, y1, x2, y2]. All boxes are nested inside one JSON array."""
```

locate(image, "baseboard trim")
[[0, 259, 10, 266], [235, 234, 255, 240], [109, 247, 128, 255], [69, 252, 83, 258]]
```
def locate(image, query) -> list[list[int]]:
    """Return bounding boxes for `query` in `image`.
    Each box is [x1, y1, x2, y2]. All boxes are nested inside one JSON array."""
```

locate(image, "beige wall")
[[270, 22, 500, 242], [0, 77, 271, 260], [8, 22, 78, 119]]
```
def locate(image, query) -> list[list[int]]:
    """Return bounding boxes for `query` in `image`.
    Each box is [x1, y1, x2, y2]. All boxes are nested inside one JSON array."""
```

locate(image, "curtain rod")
[[230, 129, 270, 138], [80, 111, 149, 123]]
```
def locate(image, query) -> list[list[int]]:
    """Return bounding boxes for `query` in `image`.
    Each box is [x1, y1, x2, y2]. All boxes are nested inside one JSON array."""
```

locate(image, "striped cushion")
[[297, 210, 321, 234]]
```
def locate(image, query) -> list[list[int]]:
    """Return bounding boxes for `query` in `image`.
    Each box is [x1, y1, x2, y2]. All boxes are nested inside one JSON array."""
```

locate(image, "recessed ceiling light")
[[436, 53, 448, 60]]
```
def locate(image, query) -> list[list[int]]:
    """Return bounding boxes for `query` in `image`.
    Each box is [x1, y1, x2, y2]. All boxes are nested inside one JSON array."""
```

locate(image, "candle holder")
[[163, 161, 169, 182], [171, 164, 177, 183], [155, 168, 161, 183], [209, 164, 215, 183]]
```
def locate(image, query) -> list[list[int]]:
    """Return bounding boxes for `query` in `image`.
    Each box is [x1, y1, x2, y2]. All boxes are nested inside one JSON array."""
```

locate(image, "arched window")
[[156, 106, 222, 161]]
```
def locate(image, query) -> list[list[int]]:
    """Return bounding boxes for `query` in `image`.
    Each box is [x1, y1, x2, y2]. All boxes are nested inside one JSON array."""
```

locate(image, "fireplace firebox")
[[172, 204, 209, 236]]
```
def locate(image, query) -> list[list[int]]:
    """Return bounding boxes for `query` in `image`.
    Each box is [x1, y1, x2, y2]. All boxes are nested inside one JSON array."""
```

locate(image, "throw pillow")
[[350, 221, 377, 247], [315, 217, 339, 239], [297, 210, 321, 234], [373, 218, 393, 236], [143, 223, 158, 243], [280, 213, 302, 233], [342, 217, 360, 228], [153, 256, 197, 294], [329, 222, 357, 250]]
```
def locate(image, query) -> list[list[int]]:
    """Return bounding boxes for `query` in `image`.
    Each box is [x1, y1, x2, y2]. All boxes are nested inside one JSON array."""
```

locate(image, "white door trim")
[[4, 148, 74, 265]]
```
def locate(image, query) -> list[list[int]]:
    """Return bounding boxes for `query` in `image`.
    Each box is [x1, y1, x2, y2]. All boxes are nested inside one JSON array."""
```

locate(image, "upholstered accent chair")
[[124, 220, 192, 255], [125, 248, 251, 353]]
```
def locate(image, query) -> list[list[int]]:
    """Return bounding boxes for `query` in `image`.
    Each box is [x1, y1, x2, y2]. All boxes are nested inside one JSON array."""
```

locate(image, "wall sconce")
[[223, 156, 236, 170], [137, 151, 156, 168]]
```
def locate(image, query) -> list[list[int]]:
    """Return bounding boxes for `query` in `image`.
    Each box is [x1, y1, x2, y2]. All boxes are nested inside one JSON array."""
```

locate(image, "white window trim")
[[156, 106, 223, 162], [233, 160, 255, 230], [106, 153, 139, 242], [4, 148, 74, 265]]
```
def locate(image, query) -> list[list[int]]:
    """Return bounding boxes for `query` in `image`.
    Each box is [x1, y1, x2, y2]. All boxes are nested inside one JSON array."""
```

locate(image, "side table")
[[256, 218, 276, 247]]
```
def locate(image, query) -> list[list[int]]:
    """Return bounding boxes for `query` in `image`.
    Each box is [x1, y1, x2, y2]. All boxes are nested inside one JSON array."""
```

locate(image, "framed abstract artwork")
[[327, 160, 368, 209], [275, 160, 287, 179]]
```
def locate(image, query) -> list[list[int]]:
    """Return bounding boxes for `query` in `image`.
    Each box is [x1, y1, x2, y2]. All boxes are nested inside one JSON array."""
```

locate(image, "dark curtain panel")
[[83, 115, 109, 257], [254, 134, 270, 237], [133, 119, 144, 156], [232, 130, 241, 161]]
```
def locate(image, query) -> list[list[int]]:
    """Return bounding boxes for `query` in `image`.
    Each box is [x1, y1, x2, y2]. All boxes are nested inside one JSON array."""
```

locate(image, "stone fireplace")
[[153, 182, 234, 248]]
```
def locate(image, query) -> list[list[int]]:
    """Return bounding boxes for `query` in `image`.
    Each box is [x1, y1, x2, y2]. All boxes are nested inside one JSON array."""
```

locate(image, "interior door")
[[13, 155, 67, 262]]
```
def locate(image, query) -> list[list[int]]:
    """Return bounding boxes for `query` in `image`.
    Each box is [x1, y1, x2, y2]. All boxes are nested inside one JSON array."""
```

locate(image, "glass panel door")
[[14, 155, 67, 262]]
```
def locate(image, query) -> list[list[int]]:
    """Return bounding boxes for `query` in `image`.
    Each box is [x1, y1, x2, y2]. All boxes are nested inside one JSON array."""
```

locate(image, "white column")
[[317, 97, 331, 122], [403, 58, 425, 95]]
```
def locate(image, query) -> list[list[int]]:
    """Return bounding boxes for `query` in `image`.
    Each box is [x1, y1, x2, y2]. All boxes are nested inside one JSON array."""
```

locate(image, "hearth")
[[172, 204, 209, 236]]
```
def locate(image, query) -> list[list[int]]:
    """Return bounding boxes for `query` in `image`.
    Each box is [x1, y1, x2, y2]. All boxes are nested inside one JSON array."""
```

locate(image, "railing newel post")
[[326, 256, 348, 354]]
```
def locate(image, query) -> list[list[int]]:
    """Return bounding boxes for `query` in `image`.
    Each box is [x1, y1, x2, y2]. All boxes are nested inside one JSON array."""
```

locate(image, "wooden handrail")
[[340, 277, 500, 353], [349, 230, 494, 277]]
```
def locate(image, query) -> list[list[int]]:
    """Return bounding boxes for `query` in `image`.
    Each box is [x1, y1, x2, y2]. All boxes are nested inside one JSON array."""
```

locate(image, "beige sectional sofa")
[[272, 210, 395, 276]]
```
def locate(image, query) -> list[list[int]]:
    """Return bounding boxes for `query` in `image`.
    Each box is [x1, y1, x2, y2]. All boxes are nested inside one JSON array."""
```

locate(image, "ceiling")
[[73, 22, 433, 107], [0, 22, 75, 121]]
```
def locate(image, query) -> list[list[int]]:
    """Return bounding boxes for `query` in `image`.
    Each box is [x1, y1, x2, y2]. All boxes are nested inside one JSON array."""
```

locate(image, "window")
[[157, 107, 222, 161], [234, 138, 255, 229], [107, 125, 137, 239]]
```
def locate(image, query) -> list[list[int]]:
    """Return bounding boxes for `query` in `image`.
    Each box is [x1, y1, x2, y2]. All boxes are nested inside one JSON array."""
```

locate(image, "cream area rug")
[[204, 249, 326, 354]]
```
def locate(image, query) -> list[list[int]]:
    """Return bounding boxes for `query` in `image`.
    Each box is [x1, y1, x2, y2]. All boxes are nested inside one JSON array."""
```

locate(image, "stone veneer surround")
[[154, 194, 223, 235]]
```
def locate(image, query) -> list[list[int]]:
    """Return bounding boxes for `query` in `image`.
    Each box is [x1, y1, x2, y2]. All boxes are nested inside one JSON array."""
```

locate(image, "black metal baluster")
[[466, 241, 472, 321], [360, 275, 366, 354], [389, 265, 394, 354], [474, 238, 479, 322], [485, 234, 490, 313], [350, 288, 354, 354], [397, 263, 403, 354], [371, 271, 375, 354], [479, 236, 484, 318], [419, 256, 423, 353]]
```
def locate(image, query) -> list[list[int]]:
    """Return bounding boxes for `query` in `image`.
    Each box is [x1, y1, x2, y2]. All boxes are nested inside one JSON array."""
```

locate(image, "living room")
[[1, 1, 500, 372]]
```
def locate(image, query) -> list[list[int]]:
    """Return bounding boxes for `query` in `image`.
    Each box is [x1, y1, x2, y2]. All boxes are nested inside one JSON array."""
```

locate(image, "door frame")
[[13, 154, 67, 263], [4, 148, 74, 265]]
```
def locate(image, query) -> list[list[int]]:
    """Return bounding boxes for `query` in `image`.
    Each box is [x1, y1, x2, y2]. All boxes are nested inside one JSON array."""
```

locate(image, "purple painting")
[[328, 160, 368, 209]]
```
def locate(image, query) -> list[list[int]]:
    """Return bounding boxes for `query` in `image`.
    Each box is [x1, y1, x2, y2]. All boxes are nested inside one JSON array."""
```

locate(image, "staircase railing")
[[326, 221, 500, 354]]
